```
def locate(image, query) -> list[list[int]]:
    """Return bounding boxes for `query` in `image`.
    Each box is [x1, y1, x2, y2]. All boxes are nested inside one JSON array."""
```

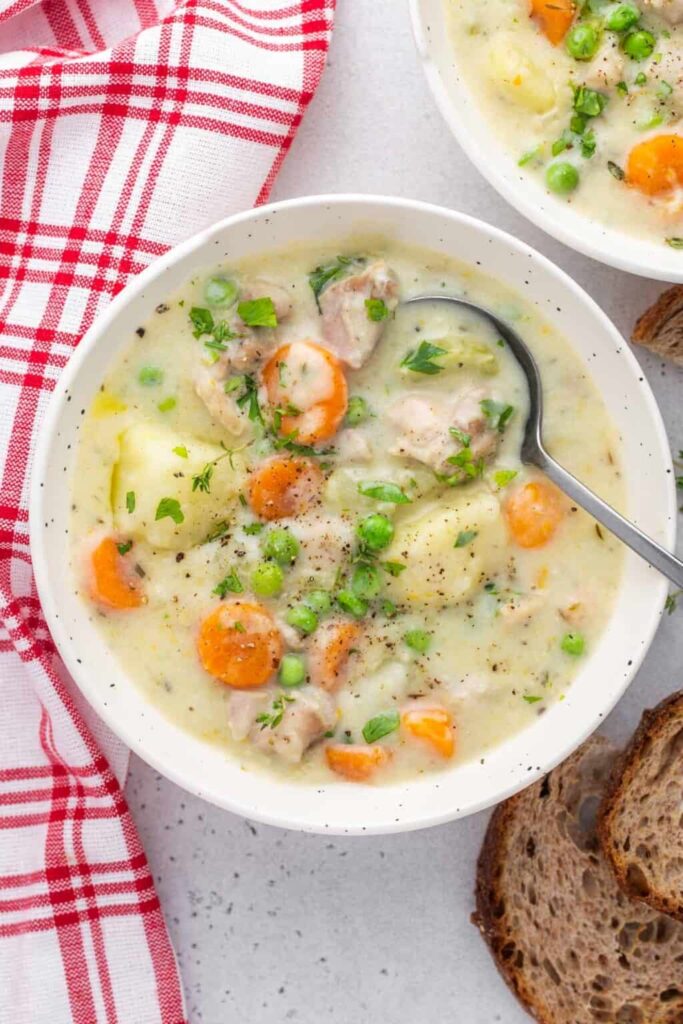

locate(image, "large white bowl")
[[411, 0, 683, 282], [31, 195, 675, 835]]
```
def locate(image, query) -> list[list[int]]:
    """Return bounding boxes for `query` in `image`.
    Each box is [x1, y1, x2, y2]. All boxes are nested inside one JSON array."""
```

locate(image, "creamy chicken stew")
[[71, 238, 624, 785], [447, 0, 683, 245]]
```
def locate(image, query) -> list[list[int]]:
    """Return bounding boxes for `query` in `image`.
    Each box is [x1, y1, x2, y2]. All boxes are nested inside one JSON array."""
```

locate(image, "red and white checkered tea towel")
[[0, 1, 334, 1020]]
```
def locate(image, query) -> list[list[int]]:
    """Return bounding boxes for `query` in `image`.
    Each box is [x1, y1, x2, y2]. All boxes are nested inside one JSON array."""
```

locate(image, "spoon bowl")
[[406, 295, 683, 590]]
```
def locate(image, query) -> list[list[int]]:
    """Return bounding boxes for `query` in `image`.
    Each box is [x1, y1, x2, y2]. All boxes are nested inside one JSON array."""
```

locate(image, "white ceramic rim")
[[30, 193, 676, 834], [409, 0, 683, 283]]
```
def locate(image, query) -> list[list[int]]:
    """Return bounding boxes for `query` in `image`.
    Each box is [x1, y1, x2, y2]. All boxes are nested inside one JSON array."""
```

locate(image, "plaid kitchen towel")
[[0, 1, 334, 1021]]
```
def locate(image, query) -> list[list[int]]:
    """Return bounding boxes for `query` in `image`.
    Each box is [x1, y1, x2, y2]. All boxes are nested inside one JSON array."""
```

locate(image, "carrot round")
[[197, 599, 283, 688], [504, 480, 566, 549], [529, 0, 576, 44], [89, 537, 144, 610], [248, 456, 323, 521], [401, 706, 455, 759], [262, 340, 348, 445], [308, 621, 360, 693], [325, 743, 391, 782], [626, 134, 683, 196]]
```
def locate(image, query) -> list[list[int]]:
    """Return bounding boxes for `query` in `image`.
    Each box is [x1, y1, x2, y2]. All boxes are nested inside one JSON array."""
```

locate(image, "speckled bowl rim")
[[30, 194, 676, 835], [410, 0, 683, 283]]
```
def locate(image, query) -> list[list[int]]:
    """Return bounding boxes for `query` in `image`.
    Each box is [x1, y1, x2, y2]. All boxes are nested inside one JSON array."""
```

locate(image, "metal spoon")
[[406, 295, 683, 589]]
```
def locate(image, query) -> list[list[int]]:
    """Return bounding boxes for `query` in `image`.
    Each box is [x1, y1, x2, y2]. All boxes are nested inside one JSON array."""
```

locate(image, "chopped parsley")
[[358, 480, 411, 504], [365, 297, 389, 322], [189, 306, 236, 351], [400, 341, 447, 375], [189, 306, 215, 338], [125, 490, 136, 514], [155, 497, 184, 524], [232, 374, 263, 425], [444, 446, 485, 481], [404, 629, 431, 654], [256, 692, 295, 731], [158, 396, 177, 412], [213, 568, 243, 598], [173, 445, 188, 458], [523, 695, 543, 705], [454, 530, 477, 548], [573, 85, 608, 119], [237, 297, 277, 328], [138, 366, 163, 386], [116, 540, 133, 556], [362, 711, 400, 744], [493, 469, 518, 488], [665, 590, 681, 614], [381, 560, 407, 577], [607, 160, 625, 180], [480, 399, 514, 432], [449, 426, 471, 447], [243, 521, 265, 535], [203, 520, 231, 544]]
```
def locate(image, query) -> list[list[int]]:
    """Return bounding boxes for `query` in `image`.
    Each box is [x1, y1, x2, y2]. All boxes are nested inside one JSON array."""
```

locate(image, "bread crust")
[[632, 285, 683, 365], [598, 690, 683, 921]]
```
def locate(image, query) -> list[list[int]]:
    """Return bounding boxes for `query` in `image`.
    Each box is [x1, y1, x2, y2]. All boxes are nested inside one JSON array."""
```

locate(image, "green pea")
[[261, 528, 299, 566], [565, 23, 601, 60], [346, 395, 371, 426], [286, 604, 318, 634], [138, 365, 163, 386], [336, 589, 368, 619], [279, 653, 306, 687], [351, 563, 381, 601], [605, 4, 640, 32], [251, 561, 284, 597], [623, 29, 655, 60], [205, 276, 238, 308], [561, 631, 586, 656], [545, 162, 580, 194], [303, 589, 332, 615], [356, 513, 394, 552]]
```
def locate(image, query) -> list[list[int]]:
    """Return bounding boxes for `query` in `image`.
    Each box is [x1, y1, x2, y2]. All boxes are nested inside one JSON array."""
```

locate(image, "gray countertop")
[[124, 2, 683, 1020]]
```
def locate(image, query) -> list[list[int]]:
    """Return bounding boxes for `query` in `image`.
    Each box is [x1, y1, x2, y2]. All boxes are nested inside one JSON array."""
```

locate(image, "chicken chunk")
[[643, 0, 683, 23], [194, 361, 249, 436], [227, 690, 269, 741], [387, 388, 500, 474], [250, 686, 336, 764], [334, 428, 373, 463], [320, 260, 399, 368]]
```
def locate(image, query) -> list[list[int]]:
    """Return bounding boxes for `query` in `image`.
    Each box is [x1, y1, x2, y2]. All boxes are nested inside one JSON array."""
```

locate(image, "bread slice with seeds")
[[598, 691, 683, 922], [474, 735, 683, 1024]]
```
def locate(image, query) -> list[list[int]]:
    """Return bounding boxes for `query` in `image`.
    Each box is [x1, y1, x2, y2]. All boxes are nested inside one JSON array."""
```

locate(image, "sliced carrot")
[[626, 134, 683, 196], [197, 599, 283, 688], [325, 743, 391, 782], [401, 706, 455, 759], [248, 456, 323, 521], [308, 621, 360, 693], [529, 0, 576, 44], [504, 480, 566, 549], [89, 537, 144, 610], [262, 339, 348, 445]]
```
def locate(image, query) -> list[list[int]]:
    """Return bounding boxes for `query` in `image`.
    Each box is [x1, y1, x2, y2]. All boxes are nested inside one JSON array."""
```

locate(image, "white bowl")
[[410, 0, 683, 282], [31, 195, 675, 834]]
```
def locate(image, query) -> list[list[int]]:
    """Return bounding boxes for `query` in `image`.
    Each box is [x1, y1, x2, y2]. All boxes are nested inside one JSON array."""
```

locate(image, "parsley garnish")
[[233, 374, 263, 425], [243, 521, 265, 535], [138, 365, 163, 386], [358, 481, 411, 504], [192, 449, 231, 495], [158, 396, 176, 412], [444, 446, 485, 481], [523, 695, 543, 705], [362, 711, 399, 744], [237, 297, 277, 328], [173, 445, 188, 458], [189, 307, 215, 338], [126, 490, 136, 514], [665, 590, 681, 614], [454, 530, 477, 548], [155, 497, 184, 524], [365, 297, 389, 322], [203, 520, 231, 544], [573, 85, 608, 119], [308, 255, 364, 310], [116, 540, 133, 556], [493, 469, 518, 488], [213, 568, 243, 598], [381, 560, 406, 577], [608, 160, 625, 180], [400, 341, 447, 375], [189, 307, 236, 351], [480, 399, 514, 432], [449, 426, 471, 447], [256, 692, 295, 731]]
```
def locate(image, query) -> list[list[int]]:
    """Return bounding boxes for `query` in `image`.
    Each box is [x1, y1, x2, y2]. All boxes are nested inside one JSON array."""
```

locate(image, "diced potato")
[[385, 487, 506, 607], [441, 336, 499, 375], [111, 423, 245, 550], [487, 36, 556, 114]]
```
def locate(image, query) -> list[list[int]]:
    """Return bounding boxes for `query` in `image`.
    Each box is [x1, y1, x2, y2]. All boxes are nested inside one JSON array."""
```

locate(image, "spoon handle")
[[536, 451, 683, 590]]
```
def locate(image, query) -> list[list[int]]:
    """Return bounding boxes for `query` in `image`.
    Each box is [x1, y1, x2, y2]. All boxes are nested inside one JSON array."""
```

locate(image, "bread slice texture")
[[632, 285, 683, 365], [474, 735, 683, 1024], [598, 691, 683, 922]]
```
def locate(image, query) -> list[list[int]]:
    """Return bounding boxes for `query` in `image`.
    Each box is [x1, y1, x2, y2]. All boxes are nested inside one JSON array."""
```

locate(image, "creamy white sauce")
[[69, 237, 624, 785]]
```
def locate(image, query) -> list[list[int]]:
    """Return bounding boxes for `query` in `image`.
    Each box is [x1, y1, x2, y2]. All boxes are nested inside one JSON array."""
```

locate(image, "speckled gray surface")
[[124, 2, 683, 1021]]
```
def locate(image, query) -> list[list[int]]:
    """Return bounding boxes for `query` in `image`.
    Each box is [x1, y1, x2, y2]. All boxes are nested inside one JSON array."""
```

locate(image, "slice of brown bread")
[[598, 691, 683, 922], [474, 735, 683, 1024], [632, 285, 683, 365]]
